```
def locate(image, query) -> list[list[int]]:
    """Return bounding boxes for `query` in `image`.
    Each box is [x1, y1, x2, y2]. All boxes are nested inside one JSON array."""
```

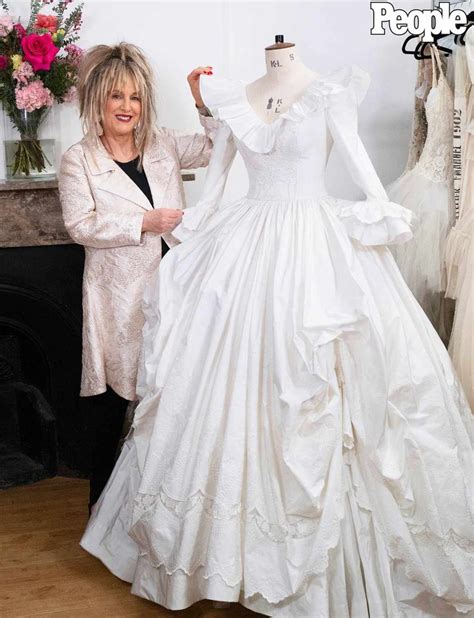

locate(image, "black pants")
[[85, 386, 129, 509]]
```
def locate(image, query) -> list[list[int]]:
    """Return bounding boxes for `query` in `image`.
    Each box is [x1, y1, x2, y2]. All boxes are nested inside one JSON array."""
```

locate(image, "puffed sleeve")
[[169, 122, 237, 243], [58, 145, 144, 249], [164, 111, 221, 170], [326, 69, 414, 246]]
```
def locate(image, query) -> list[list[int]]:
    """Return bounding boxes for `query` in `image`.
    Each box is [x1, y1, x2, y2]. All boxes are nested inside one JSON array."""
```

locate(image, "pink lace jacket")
[[58, 114, 220, 400]]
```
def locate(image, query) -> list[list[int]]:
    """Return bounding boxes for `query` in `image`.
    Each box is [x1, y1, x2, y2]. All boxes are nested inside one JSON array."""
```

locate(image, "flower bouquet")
[[0, 0, 83, 179]]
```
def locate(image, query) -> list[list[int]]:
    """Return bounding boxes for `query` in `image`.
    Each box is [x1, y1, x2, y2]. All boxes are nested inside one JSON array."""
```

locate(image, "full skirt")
[[81, 194, 473, 617]]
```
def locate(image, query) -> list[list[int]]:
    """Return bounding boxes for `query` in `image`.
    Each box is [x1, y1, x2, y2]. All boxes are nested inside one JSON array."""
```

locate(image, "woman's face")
[[102, 76, 141, 139]]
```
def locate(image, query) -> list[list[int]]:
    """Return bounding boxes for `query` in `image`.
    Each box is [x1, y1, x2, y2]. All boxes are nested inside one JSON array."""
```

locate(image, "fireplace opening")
[[0, 337, 57, 489], [0, 250, 88, 483]]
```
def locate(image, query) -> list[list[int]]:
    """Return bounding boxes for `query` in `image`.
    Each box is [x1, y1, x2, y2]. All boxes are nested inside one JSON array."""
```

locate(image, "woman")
[[58, 42, 219, 509]]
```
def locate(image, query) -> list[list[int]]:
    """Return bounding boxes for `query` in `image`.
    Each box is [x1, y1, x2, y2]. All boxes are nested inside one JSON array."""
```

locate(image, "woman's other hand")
[[142, 208, 183, 234], [187, 66, 213, 108]]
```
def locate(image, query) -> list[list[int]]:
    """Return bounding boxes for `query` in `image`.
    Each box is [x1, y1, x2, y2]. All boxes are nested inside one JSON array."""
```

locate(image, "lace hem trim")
[[134, 489, 324, 542], [387, 528, 474, 613], [131, 483, 347, 604], [132, 491, 473, 610]]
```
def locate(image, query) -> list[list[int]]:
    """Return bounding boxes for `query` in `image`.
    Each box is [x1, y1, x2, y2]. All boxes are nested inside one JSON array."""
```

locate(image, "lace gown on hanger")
[[445, 27, 474, 409], [404, 57, 431, 173], [387, 47, 455, 333], [81, 66, 473, 618]]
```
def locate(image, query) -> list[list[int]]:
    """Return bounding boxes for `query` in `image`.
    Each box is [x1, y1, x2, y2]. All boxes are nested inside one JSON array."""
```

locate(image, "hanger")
[[417, 34, 452, 59], [454, 11, 474, 45], [402, 33, 452, 59], [401, 33, 423, 57]]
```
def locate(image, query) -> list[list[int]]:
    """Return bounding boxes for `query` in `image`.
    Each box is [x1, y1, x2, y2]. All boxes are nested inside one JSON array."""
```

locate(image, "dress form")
[[246, 36, 318, 124]]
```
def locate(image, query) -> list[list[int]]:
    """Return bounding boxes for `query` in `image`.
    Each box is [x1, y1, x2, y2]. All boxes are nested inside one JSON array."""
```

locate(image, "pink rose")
[[34, 14, 58, 33], [15, 80, 54, 112], [0, 15, 14, 36], [0, 55, 7, 70], [14, 23, 26, 40], [21, 33, 59, 72]]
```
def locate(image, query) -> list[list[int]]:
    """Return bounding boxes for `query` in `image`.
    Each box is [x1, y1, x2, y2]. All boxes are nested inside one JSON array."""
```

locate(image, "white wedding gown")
[[81, 66, 473, 617]]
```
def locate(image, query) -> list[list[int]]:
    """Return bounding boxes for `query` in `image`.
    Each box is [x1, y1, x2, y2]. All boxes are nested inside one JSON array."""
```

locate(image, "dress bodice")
[[197, 71, 349, 202], [198, 66, 374, 202], [238, 113, 330, 201], [172, 65, 414, 249], [416, 47, 454, 184]]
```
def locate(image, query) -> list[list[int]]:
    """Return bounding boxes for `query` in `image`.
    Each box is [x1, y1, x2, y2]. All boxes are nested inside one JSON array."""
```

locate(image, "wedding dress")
[[445, 27, 474, 409], [404, 56, 431, 173], [387, 46, 455, 333], [81, 65, 473, 617]]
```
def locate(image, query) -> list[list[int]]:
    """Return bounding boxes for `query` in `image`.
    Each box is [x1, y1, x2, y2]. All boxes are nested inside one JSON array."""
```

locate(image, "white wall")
[[3, 0, 430, 203]]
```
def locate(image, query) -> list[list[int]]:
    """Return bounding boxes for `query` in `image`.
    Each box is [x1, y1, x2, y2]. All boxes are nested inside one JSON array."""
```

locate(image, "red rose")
[[21, 33, 59, 72], [0, 55, 7, 70]]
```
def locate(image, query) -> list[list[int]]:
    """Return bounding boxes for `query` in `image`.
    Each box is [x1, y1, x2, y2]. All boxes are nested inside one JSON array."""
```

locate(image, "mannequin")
[[246, 35, 318, 124]]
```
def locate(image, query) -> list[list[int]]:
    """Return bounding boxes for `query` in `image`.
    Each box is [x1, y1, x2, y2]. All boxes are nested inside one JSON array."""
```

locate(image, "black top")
[[114, 156, 154, 207], [114, 156, 170, 256]]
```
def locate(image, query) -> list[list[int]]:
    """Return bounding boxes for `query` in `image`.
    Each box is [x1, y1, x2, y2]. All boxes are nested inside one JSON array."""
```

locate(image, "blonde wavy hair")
[[77, 42, 156, 167]]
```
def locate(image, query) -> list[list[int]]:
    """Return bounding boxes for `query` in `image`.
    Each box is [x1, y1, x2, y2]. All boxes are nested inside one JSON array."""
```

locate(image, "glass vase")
[[3, 107, 57, 181]]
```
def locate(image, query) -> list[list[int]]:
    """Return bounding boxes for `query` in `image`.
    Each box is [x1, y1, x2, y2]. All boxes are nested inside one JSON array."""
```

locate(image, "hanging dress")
[[387, 46, 455, 333], [404, 56, 431, 173], [445, 27, 474, 408]]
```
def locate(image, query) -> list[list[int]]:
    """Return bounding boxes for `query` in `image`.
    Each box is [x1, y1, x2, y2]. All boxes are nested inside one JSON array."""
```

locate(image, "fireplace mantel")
[[0, 179, 69, 248], [0, 172, 196, 249]]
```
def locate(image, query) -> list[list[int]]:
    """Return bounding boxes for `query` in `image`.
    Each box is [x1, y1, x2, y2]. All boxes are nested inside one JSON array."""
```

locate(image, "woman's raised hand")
[[142, 208, 183, 234], [187, 66, 213, 108]]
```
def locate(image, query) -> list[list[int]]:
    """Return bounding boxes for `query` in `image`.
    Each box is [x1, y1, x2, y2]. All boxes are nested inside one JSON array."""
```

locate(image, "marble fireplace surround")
[[0, 173, 196, 248], [0, 179, 68, 247]]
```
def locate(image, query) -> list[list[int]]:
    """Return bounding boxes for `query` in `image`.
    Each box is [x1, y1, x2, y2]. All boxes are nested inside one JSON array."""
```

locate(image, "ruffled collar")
[[200, 64, 370, 154]]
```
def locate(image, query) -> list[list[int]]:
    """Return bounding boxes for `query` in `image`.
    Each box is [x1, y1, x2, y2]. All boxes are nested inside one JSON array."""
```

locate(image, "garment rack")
[[432, 0, 473, 7]]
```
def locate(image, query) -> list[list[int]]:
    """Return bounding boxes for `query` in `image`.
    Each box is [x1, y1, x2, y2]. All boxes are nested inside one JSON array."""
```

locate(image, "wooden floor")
[[0, 477, 262, 617]]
